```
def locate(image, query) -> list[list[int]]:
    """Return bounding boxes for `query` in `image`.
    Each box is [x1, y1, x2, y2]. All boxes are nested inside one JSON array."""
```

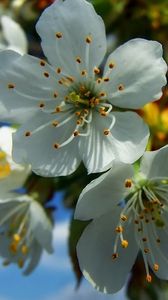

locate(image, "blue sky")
[[0, 192, 128, 300]]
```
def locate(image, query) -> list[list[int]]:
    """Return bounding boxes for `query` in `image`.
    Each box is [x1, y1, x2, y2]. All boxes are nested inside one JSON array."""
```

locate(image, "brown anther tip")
[[55, 107, 61, 113], [58, 80, 63, 85], [124, 179, 132, 188], [153, 263, 159, 272], [103, 77, 110, 82], [8, 83, 15, 89], [56, 32, 63, 39], [112, 253, 119, 260], [120, 215, 127, 222], [156, 238, 161, 243], [109, 62, 115, 69], [39, 103, 45, 108], [76, 57, 82, 64], [100, 111, 107, 117], [56, 67, 61, 74], [44, 72, 49, 78], [121, 240, 128, 248], [144, 248, 150, 254], [138, 228, 142, 232], [115, 226, 123, 233], [24, 131, 31, 137], [146, 275, 152, 283], [99, 92, 106, 97], [73, 131, 79, 137], [142, 237, 147, 242], [52, 121, 59, 127], [103, 129, 110, 136], [134, 220, 139, 224], [96, 78, 102, 84], [40, 60, 46, 66], [81, 70, 87, 76], [66, 76, 74, 83], [118, 84, 125, 91], [85, 36, 92, 43], [54, 92, 58, 98], [53, 143, 60, 149], [94, 67, 100, 74], [145, 219, 149, 223]]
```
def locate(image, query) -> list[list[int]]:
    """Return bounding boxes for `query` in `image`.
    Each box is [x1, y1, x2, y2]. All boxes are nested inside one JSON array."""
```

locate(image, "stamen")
[[146, 275, 152, 283], [40, 60, 46, 66], [115, 226, 123, 233], [8, 83, 15, 89], [153, 263, 159, 272], [53, 92, 58, 98], [43, 72, 49, 78], [21, 245, 28, 255], [39, 102, 45, 108], [109, 62, 115, 69], [112, 253, 119, 260], [56, 32, 63, 39], [18, 259, 24, 268], [73, 130, 79, 137], [118, 84, 125, 91], [125, 179, 132, 188], [120, 215, 127, 222], [76, 56, 82, 64], [93, 67, 100, 75], [56, 67, 62, 74], [103, 77, 110, 82], [85, 35, 92, 44], [81, 70, 87, 76], [103, 129, 110, 136], [53, 143, 60, 149], [52, 121, 59, 127], [13, 234, 21, 243], [121, 240, 128, 248], [24, 131, 31, 137]]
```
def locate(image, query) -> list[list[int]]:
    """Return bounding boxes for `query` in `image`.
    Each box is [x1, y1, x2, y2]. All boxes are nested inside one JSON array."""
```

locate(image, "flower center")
[[111, 177, 168, 283]]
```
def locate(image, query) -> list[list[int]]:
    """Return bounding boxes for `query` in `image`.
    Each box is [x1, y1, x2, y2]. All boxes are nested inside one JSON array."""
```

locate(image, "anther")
[[85, 35, 92, 43], [75, 111, 81, 116], [8, 83, 15, 89], [103, 77, 110, 82], [9, 243, 17, 253], [58, 79, 63, 85], [39, 102, 45, 108], [55, 106, 61, 113], [124, 179, 132, 188], [40, 60, 46, 66], [112, 253, 119, 260], [13, 234, 21, 243], [115, 226, 123, 233], [118, 84, 125, 91], [120, 215, 127, 222], [145, 219, 149, 223], [18, 259, 24, 268], [81, 70, 87, 76], [53, 143, 60, 149], [96, 78, 102, 84], [24, 131, 31, 137], [56, 67, 61, 74], [21, 245, 28, 255], [121, 240, 128, 248], [144, 248, 150, 254], [153, 263, 159, 272], [99, 92, 106, 97], [76, 57, 82, 64], [134, 220, 139, 224], [56, 32, 63, 39], [93, 67, 100, 74], [109, 62, 115, 69], [156, 238, 161, 243], [52, 121, 59, 127], [146, 274, 152, 283], [73, 130, 79, 137], [142, 237, 147, 242], [53, 92, 58, 98], [103, 129, 110, 136], [43, 72, 49, 78]]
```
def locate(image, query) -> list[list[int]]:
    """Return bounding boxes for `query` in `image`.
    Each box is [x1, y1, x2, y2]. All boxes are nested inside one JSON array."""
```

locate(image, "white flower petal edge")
[[75, 162, 134, 220], [76, 145, 168, 293], [1, 16, 28, 54], [36, 0, 106, 77], [77, 208, 139, 294], [140, 144, 168, 179], [103, 38, 167, 109]]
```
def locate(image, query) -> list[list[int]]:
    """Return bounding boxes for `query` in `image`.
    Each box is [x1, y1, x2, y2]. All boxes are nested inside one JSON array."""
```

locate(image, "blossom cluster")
[[0, 0, 167, 294]]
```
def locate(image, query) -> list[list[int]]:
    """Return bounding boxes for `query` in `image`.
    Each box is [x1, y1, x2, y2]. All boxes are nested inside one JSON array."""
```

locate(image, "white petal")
[[77, 208, 139, 294], [1, 16, 28, 54], [103, 39, 167, 108], [146, 222, 168, 280], [29, 200, 53, 253], [140, 145, 168, 179], [0, 50, 66, 114], [110, 111, 149, 163], [36, 0, 106, 77], [78, 112, 116, 173], [23, 240, 43, 275], [75, 162, 134, 220], [13, 110, 81, 176]]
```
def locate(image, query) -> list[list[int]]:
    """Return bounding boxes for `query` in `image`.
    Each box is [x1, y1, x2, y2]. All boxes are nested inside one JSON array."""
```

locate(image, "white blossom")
[[0, 0, 166, 176], [75, 145, 168, 293]]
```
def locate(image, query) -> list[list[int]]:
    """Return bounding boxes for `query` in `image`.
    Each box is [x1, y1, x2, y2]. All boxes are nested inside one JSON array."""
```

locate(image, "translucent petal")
[[36, 0, 106, 77], [110, 111, 149, 163], [13, 110, 81, 177], [1, 16, 28, 54], [23, 240, 43, 275], [29, 201, 53, 253], [75, 162, 134, 220], [77, 208, 139, 294], [103, 39, 167, 109], [140, 145, 168, 179]]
